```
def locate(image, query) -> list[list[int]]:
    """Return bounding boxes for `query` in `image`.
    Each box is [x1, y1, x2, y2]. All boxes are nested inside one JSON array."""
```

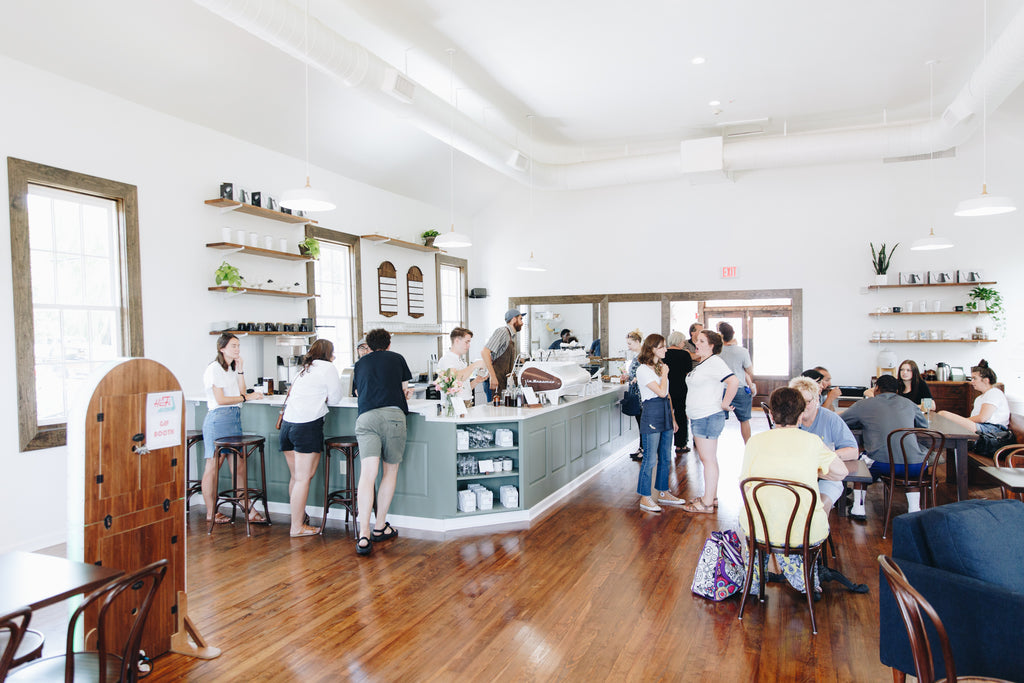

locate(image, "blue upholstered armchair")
[[879, 499, 1024, 681]]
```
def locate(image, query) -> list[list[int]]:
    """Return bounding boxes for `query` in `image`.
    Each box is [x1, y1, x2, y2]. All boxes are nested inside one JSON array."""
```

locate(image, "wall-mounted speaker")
[[468, 288, 488, 298]]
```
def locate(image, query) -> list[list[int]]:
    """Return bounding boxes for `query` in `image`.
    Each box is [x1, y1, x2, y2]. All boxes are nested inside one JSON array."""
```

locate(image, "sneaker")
[[639, 496, 662, 512], [656, 490, 685, 506], [860, 454, 875, 468]]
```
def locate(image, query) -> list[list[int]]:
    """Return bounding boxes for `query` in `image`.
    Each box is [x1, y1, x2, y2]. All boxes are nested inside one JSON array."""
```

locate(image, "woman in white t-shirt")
[[634, 334, 684, 513], [280, 339, 344, 537], [682, 329, 739, 514], [939, 359, 1011, 438], [202, 333, 265, 526]]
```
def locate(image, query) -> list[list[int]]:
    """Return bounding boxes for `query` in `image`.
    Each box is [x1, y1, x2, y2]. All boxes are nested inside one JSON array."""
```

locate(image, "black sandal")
[[371, 521, 398, 542], [356, 536, 373, 556]]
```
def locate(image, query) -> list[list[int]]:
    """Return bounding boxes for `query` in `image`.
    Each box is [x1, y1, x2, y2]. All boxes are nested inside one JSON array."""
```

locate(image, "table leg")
[[943, 440, 969, 501], [836, 483, 849, 517]]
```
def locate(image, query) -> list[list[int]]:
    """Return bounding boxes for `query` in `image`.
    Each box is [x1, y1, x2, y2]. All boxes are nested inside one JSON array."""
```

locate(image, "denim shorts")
[[202, 406, 241, 459], [730, 388, 752, 422], [818, 479, 844, 507], [280, 417, 325, 454], [355, 407, 408, 464], [691, 411, 726, 439]]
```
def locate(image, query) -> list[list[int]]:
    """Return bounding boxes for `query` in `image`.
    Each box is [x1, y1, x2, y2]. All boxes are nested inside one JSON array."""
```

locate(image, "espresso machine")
[[275, 336, 309, 392]]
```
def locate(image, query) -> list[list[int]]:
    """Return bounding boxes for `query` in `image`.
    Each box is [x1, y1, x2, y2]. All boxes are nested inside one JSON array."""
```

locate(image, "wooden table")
[[979, 466, 1024, 496], [0, 551, 123, 614], [923, 412, 979, 502], [836, 459, 872, 518]]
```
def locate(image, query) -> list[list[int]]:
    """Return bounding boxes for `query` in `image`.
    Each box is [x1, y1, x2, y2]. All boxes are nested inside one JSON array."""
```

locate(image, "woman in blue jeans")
[[635, 334, 685, 512]]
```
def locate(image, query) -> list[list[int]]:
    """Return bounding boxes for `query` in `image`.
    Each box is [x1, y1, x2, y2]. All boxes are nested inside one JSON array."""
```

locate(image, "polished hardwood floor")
[[33, 413, 1001, 681]]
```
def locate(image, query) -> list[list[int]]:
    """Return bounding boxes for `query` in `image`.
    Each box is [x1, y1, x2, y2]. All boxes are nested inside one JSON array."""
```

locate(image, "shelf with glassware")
[[206, 242, 314, 262], [867, 281, 998, 344], [361, 233, 442, 253], [455, 422, 520, 514], [205, 198, 316, 224], [867, 281, 996, 290]]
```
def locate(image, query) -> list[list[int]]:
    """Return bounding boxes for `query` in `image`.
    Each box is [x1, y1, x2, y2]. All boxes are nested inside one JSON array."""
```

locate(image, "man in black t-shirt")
[[352, 328, 413, 556]]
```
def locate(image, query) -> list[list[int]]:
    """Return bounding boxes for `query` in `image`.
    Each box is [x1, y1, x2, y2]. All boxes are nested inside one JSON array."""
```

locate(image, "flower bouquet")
[[433, 368, 464, 416]]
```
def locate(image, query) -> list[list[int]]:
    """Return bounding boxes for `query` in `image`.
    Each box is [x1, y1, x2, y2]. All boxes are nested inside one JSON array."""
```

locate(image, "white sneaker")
[[639, 496, 662, 512], [656, 490, 685, 506]]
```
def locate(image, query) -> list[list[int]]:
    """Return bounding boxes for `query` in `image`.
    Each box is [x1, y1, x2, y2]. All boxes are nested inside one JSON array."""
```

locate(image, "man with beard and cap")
[[481, 308, 524, 402]]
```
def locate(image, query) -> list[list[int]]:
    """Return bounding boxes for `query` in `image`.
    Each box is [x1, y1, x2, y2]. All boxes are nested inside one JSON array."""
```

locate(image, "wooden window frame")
[[305, 225, 362, 350], [8, 157, 143, 451], [435, 254, 468, 355]]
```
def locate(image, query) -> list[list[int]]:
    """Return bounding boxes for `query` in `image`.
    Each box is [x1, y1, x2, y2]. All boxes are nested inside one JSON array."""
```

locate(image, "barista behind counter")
[[481, 308, 525, 402]]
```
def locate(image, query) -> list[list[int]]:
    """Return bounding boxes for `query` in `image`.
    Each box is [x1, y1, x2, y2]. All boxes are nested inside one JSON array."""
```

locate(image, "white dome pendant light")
[[516, 115, 547, 272], [955, 0, 1016, 217], [912, 62, 954, 251], [434, 49, 472, 249], [280, 0, 335, 213]]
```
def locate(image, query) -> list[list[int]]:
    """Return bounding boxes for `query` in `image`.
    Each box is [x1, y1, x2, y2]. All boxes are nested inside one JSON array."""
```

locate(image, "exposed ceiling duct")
[[194, 0, 1024, 192]]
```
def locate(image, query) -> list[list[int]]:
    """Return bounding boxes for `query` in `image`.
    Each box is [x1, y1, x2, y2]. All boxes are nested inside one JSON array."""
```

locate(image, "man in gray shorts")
[[352, 328, 413, 556]]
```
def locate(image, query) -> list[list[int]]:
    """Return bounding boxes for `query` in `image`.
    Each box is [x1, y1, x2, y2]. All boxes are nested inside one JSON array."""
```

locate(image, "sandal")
[[682, 499, 715, 514], [247, 508, 268, 524], [356, 536, 373, 556], [207, 512, 232, 525], [371, 521, 398, 542], [289, 525, 319, 538]]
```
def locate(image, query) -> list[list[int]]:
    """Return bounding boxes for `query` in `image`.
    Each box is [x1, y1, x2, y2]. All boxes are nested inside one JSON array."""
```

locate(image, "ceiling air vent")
[[506, 150, 530, 172], [382, 68, 416, 103]]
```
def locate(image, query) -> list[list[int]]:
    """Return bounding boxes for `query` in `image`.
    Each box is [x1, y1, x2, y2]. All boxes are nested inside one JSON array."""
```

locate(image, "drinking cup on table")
[[921, 398, 934, 414]]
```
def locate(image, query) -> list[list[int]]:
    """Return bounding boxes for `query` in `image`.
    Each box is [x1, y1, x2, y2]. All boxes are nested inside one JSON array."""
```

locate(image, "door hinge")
[[95, 474, 104, 484], [171, 457, 178, 467], [96, 412, 104, 422], [171, 535, 178, 544]]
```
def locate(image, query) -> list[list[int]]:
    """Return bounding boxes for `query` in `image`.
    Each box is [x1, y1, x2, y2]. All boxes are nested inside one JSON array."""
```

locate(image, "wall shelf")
[[208, 286, 316, 299], [361, 234, 442, 253], [209, 330, 315, 336], [205, 198, 315, 224], [868, 339, 995, 344], [867, 281, 996, 290], [456, 470, 519, 481], [365, 331, 444, 337], [870, 311, 990, 316], [206, 242, 312, 262]]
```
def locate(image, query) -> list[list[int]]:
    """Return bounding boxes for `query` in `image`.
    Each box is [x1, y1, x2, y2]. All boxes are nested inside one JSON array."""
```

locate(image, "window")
[[306, 226, 360, 372], [436, 255, 467, 353], [8, 158, 142, 451]]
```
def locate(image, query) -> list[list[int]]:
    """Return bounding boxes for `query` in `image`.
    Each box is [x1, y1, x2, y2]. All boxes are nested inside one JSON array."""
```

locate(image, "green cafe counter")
[[186, 383, 635, 532]]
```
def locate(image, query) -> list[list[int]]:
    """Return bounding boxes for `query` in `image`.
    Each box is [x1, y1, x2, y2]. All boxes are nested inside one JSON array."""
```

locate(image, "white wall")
[[0, 56, 461, 552]]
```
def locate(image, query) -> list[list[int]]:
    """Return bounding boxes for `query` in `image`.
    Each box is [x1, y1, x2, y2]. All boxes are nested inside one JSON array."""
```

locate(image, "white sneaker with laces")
[[639, 496, 662, 512], [656, 491, 685, 506]]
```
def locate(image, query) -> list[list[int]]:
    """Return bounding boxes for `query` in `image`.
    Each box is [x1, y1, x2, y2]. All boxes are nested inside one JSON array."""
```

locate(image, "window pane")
[[90, 310, 119, 360], [313, 240, 355, 366], [56, 254, 84, 305], [752, 316, 790, 376], [35, 364, 65, 425], [34, 309, 62, 362], [83, 256, 115, 306], [52, 198, 82, 254], [30, 250, 56, 304], [27, 194, 54, 251], [81, 204, 112, 257]]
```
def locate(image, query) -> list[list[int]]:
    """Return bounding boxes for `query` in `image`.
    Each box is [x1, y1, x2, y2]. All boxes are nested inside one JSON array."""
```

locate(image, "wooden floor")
[[34, 413, 1002, 681]]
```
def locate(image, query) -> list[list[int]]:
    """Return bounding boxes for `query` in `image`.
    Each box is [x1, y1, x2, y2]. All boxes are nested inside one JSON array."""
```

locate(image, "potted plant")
[[421, 229, 440, 247], [298, 236, 321, 260], [870, 242, 898, 285], [214, 261, 245, 293], [965, 285, 1004, 334]]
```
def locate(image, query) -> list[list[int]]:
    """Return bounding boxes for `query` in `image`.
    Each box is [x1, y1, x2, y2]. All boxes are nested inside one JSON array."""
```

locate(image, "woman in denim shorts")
[[682, 329, 739, 514]]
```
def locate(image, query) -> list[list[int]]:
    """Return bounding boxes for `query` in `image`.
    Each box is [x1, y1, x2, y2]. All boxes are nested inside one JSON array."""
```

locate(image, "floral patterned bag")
[[691, 530, 745, 601]]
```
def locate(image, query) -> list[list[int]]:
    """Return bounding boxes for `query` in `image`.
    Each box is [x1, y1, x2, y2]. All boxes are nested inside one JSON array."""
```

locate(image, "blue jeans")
[[483, 378, 493, 403], [202, 406, 241, 459], [636, 428, 673, 497]]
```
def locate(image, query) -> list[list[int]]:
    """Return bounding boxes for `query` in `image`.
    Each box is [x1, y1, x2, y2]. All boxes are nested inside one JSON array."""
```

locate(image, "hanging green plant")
[[965, 286, 1005, 334], [214, 261, 244, 293], [298, 236, 321, 260]]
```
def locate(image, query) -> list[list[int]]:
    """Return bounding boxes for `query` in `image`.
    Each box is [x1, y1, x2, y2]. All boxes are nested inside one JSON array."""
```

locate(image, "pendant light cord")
[[982, 0, 989, 190], [448, 49, 455, 232], [304, 0, 311, 186]]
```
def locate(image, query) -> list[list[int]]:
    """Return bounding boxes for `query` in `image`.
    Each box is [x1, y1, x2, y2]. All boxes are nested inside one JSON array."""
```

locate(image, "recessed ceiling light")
[[708, 100, 720, 107], [691, 56, 706, 65]]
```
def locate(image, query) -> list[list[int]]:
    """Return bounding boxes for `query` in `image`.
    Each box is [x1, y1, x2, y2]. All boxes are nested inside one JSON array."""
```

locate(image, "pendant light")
[[434, 49, 472, 249], [912, 61, 954, 251], [517, 115, 547, 271], [280, 0, 335, 213], [954, 0, 1016, 217]]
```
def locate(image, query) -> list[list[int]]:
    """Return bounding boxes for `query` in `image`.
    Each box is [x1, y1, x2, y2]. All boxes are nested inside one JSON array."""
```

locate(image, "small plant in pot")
[[870, 242, 898, 285], [422, 229, 440, 247], [214, 261, 245, 293], [298, 236, 321, 260], [965, 285, 1005, 334]]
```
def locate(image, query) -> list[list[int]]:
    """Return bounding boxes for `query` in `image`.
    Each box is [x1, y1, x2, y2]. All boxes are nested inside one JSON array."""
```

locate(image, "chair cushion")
[[916, 499, 1024, 592]]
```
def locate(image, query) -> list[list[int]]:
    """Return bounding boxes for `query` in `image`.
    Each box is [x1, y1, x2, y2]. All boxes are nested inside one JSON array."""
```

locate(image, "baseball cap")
[[505, 308, 522, 322]]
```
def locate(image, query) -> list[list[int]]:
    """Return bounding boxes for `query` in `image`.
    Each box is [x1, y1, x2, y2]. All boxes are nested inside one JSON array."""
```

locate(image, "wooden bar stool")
[[184, 429, 204, 511], [321, 436, 359, 538], [210, 434, 272, 536]]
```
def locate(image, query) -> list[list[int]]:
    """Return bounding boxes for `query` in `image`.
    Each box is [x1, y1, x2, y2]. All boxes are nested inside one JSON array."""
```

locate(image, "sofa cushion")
[[917, 499, 1024, 593]]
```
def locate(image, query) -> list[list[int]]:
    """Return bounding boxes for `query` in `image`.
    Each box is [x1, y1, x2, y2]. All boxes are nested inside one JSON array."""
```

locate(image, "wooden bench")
[[967, 412, 1024, 484]]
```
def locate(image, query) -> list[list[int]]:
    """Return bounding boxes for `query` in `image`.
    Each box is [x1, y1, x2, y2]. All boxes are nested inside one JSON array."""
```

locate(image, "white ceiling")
[[1, 0, 1022, 213]]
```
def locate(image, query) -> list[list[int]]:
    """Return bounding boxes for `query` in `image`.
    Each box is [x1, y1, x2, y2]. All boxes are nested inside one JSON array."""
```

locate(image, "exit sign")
[[721, 266, 738, 278]]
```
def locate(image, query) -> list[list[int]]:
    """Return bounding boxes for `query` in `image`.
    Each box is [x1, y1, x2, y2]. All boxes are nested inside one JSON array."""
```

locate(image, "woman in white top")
[[938, 359, 1011, 435], [202, 333, 265, 526], [280, 339, 344, 537], [682, 329, 739, 514], [634, 334, 684, 512]]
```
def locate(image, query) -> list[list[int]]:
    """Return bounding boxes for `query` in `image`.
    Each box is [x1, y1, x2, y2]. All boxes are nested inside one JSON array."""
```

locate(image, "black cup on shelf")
[[892, 306, 901, 313], [955, 305, 964, 312], [236, 322, 249, 331]]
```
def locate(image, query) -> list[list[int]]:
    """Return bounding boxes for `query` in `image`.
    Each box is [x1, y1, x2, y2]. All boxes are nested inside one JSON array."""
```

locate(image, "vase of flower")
[[433, 368, 464, 417]]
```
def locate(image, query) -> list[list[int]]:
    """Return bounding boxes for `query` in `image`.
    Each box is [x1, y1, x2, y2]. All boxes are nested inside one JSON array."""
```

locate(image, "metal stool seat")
[[210, 434, 272, 536], [184, 429, 203, 511], [322, 436, 359, 538]]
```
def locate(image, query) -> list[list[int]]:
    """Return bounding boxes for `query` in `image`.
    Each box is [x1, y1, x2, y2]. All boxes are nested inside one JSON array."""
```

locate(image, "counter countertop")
[[188, 382, 625, 424]]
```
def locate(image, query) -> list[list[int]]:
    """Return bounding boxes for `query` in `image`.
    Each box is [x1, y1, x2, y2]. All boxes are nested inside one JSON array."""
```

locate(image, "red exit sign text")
[[721, 266, 738, 278]]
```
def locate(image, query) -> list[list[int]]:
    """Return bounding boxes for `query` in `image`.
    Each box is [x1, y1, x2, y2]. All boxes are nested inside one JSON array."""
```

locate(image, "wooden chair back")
[[993, 444, 1024, 500], [878, 554, 956, 683], [881, 428, 946, 539], [760, 402, 774, 429], [0, 606, 31, 679]]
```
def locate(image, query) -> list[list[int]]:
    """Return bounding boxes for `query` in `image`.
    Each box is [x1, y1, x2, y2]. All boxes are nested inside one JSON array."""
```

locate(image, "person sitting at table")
[[740, 387, 847, 592], [841, 374, 929, 519], [788, 377, 859, 511], [864, 359, 932, 405], [938, 359, 1014, 455], [802, 367, 841, 411], [549, 328, 572, 349]]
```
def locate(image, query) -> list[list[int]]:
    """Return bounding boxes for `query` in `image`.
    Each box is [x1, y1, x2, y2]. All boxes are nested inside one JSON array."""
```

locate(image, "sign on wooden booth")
[[146, 391, 183, 450]]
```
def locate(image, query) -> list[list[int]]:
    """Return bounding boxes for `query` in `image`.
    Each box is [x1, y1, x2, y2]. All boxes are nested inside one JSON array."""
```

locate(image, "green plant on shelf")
[[421, 229, 440, 247], [965, 286, 1004, 334], [870, 242, 898, 275], [298, 236, 321, 260], [214, 261, 244, 292]]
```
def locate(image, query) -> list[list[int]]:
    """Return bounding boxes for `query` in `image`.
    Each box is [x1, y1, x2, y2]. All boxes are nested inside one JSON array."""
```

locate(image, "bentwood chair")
[[878, 555, 1012, 683], [760, 402, 774, 429], [992, 444, 1024, 501], [881, 429, 946, 539], [738, 477, 828, 634], [7, 559, 168, 683], [0, 606, 31, 679]]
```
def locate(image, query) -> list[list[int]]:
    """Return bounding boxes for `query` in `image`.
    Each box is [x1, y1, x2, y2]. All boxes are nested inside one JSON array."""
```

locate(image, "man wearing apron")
[[481, 308, 524, 403]]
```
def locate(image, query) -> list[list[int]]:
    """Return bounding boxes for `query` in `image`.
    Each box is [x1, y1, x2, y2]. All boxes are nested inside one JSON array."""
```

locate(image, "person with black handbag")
[[634, 334, 685, 512], [620, 329, 644, 461]]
